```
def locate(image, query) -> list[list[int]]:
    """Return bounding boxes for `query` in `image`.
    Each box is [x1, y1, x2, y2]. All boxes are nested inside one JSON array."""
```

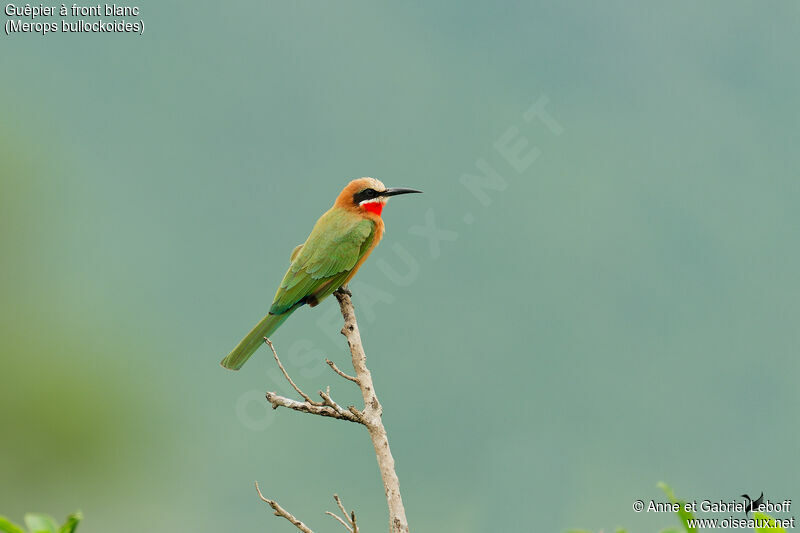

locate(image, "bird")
[[742, 492, 764, 515], [220, 177, 422, 370]]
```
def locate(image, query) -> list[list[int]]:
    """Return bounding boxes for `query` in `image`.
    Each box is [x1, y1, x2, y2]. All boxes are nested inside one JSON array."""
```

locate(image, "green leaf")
[[659, 529, 683, 533], [23, 514, 58, 533], [753, 512, 787, 533], [0, 516, 26, 533], [657, 482, 697, 533], [58, 512, 82, 533]]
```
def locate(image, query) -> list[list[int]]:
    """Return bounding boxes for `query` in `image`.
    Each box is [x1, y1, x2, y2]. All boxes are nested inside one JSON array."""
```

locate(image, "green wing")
[[269, 211, 375, 314]]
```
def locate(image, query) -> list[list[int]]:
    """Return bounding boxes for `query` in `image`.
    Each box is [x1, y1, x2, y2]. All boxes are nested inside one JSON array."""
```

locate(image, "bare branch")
[[334, 493, 348, 518], [347, 405, 367, 424], [325, 511, 352, 532], [325, 494, 358, 533], [264, 337, 323, 406], [265, 391, 362, 423], [326, 357, 359, 383], [264, 337, 364, 423], [334, 287, 409, 533], [318, 386, 350, 418], [259, 285, 409, 533], [255, 482, 315, 533]]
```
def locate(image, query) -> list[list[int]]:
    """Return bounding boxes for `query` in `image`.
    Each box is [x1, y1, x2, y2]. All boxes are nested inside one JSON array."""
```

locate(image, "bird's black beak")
[[381, 187, 423, 197]]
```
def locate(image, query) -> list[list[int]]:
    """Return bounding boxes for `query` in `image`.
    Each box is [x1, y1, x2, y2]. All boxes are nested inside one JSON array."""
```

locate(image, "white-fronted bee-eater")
[[221, 177, 422, 370]]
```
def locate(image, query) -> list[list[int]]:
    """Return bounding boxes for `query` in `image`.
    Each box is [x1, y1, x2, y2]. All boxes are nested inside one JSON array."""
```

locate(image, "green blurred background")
[[2, 2, 798, 531]]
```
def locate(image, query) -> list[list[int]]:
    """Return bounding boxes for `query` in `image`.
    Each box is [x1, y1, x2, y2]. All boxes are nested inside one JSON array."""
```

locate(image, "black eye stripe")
[[353, 188, 380, 204]]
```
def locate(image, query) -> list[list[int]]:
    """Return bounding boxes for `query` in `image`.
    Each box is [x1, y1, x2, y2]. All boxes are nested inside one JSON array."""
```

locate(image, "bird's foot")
[[335, 285, 352, 297]]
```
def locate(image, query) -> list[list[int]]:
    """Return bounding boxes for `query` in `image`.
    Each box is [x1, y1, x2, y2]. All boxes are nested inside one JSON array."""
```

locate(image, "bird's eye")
[[354, 188, 380, 204]]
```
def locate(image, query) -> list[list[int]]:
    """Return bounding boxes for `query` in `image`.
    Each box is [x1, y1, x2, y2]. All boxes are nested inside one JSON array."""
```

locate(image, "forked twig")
[[325, 493, 359, 533], [255, 482, 359, 533], [255, 482, 314, 533], [264, 337, 322, 406]]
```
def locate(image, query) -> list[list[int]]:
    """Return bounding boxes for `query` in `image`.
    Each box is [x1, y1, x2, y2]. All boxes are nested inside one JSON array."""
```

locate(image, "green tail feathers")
[[220, 308, 297, 370]]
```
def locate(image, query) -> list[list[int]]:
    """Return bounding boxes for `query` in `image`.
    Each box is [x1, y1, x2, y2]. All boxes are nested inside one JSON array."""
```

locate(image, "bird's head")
[[336, 177, 422, 217]]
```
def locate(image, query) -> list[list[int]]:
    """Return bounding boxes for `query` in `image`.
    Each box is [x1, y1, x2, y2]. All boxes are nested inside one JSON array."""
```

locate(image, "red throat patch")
[[363, 202, 384, 216]]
